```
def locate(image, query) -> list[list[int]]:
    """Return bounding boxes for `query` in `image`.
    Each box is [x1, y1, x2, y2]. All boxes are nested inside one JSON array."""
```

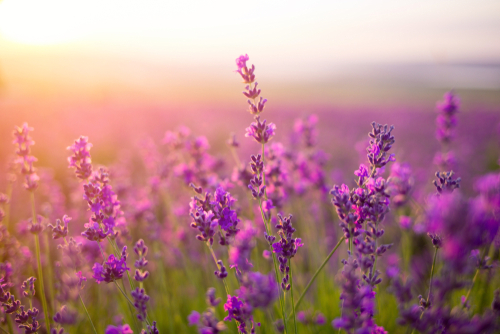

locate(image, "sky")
[[0, 0, 499, 107]]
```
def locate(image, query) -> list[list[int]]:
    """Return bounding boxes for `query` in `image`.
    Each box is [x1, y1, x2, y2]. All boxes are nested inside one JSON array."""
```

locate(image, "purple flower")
[[272, 214, 301, 290], [224, 295, 252, 333], [229, 225, 256, 273], [82, 221, 109, 242], [237, 272, 278, 309], [12, 123, 39, 191], [67, 136, 93, 180], [332, 255, 384, 333], [235, 54, 255, 84], [105, 324, 133, 334], [133, 239, 149, 283], [131, 287, 150, 322], [366, 122, 396, 169], [92, 248, 130, 284], [388, 162, 414, 207], [190, 186, 240, 245], [76, 271, 87, 290], [245, 116, 276, 144], [206, 287, 221, 307], [293, 114, 318, 147], [188, 311, 201, 326], [48, 215, 71, 239], [21, 277, 36, 299], [398, 216, 412, 230], [354, 164, 370, 185], [235, 54, 249, 70], [53, 305, 77, 325], [433, 171, 461, 195]]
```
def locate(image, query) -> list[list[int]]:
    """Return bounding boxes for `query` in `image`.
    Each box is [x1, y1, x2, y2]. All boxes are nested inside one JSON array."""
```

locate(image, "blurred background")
[[0, 0, 499, 188]]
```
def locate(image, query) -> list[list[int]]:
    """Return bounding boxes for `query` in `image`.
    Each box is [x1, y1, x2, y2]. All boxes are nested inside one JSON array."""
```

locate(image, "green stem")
[[79, 294, 98, 334], [43, 230, 55, 313], [6, 316, 13, 334], [426, 247, 438, 304], [411, 247, 439, 334], [0, 325, 10, 334], [207, 243, 231, 297], [4, 181, 12, 232], [289, 260, 298, 334], [288, 236, 345, 319], [462, 268, 480, 307], [31, 192, 51, 332]]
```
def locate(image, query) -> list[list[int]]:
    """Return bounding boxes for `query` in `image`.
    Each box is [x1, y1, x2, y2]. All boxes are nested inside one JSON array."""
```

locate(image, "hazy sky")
[[1, 0, 499, 68], [0, 0, 499, 105]]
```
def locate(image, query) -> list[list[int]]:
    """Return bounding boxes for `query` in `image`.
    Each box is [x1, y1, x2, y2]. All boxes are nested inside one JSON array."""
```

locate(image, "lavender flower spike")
[[67, 136, 93, 180]]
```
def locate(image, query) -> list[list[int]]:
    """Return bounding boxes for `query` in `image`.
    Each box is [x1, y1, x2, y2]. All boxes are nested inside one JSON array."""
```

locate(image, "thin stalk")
[[4, 181, 13, 231], [79, 294, 98, 334], [63, 238, 98, 333], [43, 231, 55, 312], [207, 243, 231, 297], [6, 316, 14, 334], [289, 260, 298, 334], [31, 192, 51, 332], [288, 236, 345, 319], [426, 248, 438, 305], [0, 325, 10, 334], [462, 268, 480, 307], [411, 247, 439, 334]]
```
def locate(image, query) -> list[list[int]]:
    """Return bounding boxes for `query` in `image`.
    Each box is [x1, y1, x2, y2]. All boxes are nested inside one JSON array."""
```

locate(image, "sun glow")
[[0, 0, 92, 45]]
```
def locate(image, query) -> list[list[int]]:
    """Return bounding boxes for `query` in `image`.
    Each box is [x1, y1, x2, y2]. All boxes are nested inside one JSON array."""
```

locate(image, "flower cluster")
[[92, 247, 130, 284], [1, 278, 41, 334], [388, 162, 414, 207], [272, 214, 303, 291], [67, 136, 93, 180], [332, 255, 386, 333], [245, 116, 276, 144], [47, 215, 71, 239], [134, 239, 150, 282], [235, 54, 267, 115], [434, 91, 460, 171], [81, 168, 123, 242], [189, 185, 240, 245], [12, 123, 39, 191]]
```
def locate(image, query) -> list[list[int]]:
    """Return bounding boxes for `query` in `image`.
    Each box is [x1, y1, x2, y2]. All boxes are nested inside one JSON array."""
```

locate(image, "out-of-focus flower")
[[105, 324, 133, 334], [13, 123, 39, 191], [67, 136, 93, 180]]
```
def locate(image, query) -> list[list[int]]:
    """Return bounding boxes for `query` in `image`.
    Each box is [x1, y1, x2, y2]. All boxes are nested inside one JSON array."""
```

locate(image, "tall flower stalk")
[[12, 123, 51, 332], [235, 54, 295, 333]]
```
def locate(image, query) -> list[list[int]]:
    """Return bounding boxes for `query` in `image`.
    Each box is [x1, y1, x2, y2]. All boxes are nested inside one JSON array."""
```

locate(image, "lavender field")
[[1, 1, 500, 333], [0, 52, 499, 334]]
